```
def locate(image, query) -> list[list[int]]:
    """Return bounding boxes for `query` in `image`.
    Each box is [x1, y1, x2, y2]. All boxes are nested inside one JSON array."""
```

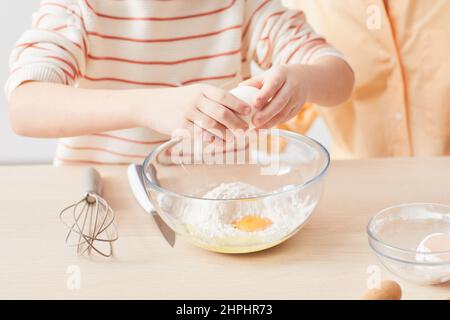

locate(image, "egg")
[[229, 86, 260, 129], [233, 215, 273, 232], [362, 280, 402, 300]]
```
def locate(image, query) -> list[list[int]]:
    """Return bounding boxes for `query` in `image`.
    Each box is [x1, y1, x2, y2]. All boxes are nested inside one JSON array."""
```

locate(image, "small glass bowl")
[[367, 203, 450, 284]]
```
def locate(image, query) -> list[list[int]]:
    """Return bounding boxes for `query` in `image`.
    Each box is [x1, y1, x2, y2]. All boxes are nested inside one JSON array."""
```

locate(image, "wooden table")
[[1, 158, 449, 299]]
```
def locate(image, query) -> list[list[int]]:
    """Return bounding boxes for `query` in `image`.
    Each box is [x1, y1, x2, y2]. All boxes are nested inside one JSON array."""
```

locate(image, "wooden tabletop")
[[1, 158, 449, 299]]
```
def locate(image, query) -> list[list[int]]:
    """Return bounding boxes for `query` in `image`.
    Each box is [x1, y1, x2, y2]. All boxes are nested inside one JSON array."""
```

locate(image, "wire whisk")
[[60, 168, 118, 257]]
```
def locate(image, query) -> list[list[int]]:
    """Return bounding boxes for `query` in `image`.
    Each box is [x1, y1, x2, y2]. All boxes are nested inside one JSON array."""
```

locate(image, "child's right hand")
[[144, 84, 251, 141]]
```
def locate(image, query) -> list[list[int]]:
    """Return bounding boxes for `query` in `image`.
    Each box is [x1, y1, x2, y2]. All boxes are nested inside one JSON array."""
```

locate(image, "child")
[[6, 0, 354, 165]]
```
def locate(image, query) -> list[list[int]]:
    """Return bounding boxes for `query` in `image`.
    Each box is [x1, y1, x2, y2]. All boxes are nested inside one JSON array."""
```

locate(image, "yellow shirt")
[[286, 0, 450, 158]]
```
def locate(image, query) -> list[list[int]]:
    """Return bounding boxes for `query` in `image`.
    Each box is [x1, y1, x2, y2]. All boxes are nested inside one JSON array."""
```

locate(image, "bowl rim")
[[142, 129, 330, 201], [369, 241, 450, 266], [367, 202, 450, 255]]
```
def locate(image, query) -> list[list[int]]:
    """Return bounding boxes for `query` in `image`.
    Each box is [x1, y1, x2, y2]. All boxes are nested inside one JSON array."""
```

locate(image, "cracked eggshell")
[[416, 232, 450, 263]]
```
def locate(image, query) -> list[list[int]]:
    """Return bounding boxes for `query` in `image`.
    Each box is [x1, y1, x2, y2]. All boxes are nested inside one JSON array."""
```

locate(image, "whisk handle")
[[83, 168, 102, 196]]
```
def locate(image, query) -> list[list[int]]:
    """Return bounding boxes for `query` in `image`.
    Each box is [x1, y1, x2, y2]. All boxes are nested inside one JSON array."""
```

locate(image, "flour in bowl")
[[182, 181, 316, 250]]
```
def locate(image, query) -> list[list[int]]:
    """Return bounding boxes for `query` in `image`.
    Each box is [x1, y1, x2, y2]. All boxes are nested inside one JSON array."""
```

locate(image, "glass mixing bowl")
[[367, 203, 450, 284], [143, 129, 329, 253]]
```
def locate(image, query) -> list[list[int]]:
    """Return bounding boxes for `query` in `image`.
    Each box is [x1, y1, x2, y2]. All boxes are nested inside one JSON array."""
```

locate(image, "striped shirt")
[[6, 0, 344, 165]]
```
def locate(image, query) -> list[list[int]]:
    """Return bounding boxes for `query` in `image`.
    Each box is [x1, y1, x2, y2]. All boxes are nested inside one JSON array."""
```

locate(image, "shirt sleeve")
[[5, 0, 88, 99], [243, 0, 346, 70]]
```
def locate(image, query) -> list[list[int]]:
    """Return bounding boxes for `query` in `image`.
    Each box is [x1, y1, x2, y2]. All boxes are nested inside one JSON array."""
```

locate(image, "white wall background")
[[0, 0, 329, 165], [0, 0, 56, 164]]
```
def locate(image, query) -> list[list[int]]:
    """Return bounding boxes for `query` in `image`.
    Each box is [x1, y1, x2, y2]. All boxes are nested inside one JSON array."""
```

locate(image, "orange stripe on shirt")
[[15, 43, 48, 60], [46, 55, 78, 78], [83, 72, 238, 87], [242, 0, 272, 39], [87, 24, 242, 43], [55, 156, 130, 166], [17, 39, 85, 54], [34, 13, 50, 28], [286, 38, 324, 63], [91, 133, 169, 145], [40, 2, 83, 20], [87, 48, 241, 66], [182, 73, 238, 85], [274, 28, 307, 56], [60, 141, 147, 158], [83, 75, 178, 87], [84, 0, 237, 21], [258, 10, 286, 40]]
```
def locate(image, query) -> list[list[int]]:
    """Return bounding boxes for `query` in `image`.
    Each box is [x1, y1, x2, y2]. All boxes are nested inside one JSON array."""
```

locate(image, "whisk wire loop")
[[59, 171, 118, 257]]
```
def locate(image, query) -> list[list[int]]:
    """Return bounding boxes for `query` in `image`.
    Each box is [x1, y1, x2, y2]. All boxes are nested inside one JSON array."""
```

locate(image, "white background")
[[0, 0, 329, 165], [0, 0, 56, 164]]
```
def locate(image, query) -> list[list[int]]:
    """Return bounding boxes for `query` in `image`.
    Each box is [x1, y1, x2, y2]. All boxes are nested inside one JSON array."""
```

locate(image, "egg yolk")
[[233, 215, 272, 232]]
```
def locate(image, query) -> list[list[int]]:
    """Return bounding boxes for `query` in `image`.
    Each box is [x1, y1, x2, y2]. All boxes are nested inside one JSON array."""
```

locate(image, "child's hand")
[[148, 84, 251, 141], [240, 65, 310, 128]]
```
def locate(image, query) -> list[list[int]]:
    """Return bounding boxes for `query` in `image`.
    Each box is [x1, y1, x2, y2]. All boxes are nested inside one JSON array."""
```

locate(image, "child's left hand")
[[240, 64, 310, 128]]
